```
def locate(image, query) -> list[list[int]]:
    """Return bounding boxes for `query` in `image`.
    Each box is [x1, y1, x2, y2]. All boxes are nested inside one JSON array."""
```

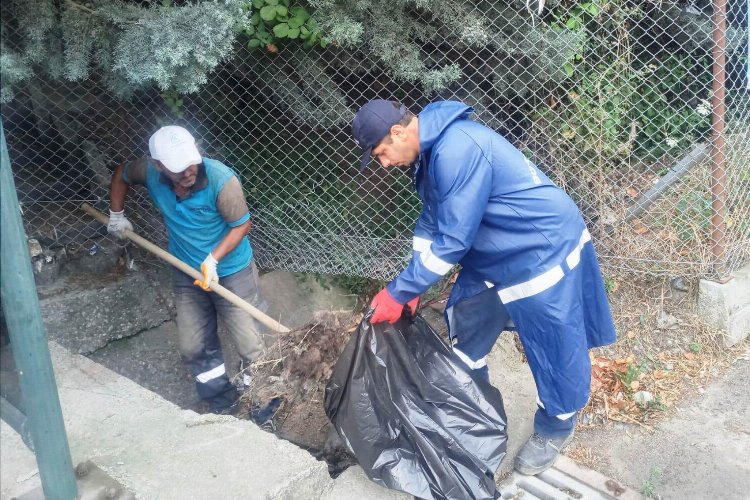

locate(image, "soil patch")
[[240, 311, 362, 473]]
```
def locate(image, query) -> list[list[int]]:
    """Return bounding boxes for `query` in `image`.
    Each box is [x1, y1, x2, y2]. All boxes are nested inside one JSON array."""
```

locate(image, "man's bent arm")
[[109, 162, 129, 212], [211, 220, 251, 261]]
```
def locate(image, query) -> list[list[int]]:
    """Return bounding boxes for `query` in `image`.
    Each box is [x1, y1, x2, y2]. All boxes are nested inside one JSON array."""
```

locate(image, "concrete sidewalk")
[[3, 338, 644, 500], [1, 341, 409, 500]]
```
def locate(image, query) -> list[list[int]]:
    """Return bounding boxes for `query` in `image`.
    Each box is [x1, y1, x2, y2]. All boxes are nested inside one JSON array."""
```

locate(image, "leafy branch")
[[240, 0, 328, 53]]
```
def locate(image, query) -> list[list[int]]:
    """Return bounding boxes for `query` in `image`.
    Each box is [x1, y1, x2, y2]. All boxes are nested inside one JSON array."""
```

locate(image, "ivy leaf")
[[563, 63, 574, 77], [290, 7, 310, 21], [299, 25, 310, 36], [247, 38, 262, 49], [251, 12, 260, 25], [266, 0, 279, 5], [244, 24, 255, 35], [260, 5, 277, 21], [287, 27, 300, 39], [320, 37, 329, 48], [566, 17, 581, 30], [258, 30, 272, 44], [252, 0, 264, 8], [288, 16, 304, 29], [273, 22, 290, 37], [276, 5, 288, 17]]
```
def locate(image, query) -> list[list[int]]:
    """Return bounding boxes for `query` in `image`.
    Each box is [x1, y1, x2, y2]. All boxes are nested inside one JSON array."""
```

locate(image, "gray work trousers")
[[173, 262, 265, 411]]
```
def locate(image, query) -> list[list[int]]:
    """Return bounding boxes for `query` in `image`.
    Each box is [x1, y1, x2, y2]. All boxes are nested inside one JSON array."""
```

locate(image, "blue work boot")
[[514, 431, 574, 475]]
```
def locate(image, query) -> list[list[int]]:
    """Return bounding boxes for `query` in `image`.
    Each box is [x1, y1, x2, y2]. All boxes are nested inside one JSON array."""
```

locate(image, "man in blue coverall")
[[353, 99, 617, 475], [107, 125, 266, 414]]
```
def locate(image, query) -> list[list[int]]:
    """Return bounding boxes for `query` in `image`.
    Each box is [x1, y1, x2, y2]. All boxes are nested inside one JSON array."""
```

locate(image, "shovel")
[[81, 202, 290, 333]]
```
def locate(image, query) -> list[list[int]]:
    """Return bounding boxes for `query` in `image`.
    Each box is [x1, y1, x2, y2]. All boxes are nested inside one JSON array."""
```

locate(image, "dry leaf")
[[632, 220, 649, 234], [626, 187, 638, 198], [562, 127, 577, 140], [590, 378, 603, 392]]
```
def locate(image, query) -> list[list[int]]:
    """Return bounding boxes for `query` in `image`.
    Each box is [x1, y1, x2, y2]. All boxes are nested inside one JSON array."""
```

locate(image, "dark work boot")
[[208, 387, 240, 415], [514, 431, 574, 475]]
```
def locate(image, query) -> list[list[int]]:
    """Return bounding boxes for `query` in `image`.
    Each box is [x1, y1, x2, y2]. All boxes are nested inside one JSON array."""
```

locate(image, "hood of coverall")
[[418, 101, 475, 154]]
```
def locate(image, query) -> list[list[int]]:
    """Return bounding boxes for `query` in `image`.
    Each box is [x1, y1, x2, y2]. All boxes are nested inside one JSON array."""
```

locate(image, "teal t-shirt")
[[137, 158, 252, 277]]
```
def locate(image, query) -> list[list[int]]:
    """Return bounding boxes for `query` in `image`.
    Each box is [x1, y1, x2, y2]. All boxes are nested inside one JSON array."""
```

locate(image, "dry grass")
[[529, 113, 749, 281], [578, 275, 747, 430], [565, 445, 608, 471], [596, 152, 750, 280]]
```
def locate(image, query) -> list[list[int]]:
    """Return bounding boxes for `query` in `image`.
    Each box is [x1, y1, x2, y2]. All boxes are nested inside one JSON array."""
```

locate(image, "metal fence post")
[[0, 119, 78, 499], [710, 0, 728, 272]]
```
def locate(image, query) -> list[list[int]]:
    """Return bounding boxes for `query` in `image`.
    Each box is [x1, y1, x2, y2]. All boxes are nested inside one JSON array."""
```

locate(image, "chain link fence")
[[1, 1, 748, 282]]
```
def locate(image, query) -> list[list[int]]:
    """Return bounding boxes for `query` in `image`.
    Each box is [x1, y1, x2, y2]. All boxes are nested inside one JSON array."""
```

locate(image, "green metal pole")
[[0, 119, 77, 499]]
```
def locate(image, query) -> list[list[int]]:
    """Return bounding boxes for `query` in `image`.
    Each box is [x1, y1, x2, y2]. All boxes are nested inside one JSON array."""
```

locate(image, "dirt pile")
[[241, 310, 362, 454]]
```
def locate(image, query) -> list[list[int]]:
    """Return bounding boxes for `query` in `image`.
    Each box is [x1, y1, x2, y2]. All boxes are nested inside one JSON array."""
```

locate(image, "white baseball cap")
[[148, 126, 202, 173]]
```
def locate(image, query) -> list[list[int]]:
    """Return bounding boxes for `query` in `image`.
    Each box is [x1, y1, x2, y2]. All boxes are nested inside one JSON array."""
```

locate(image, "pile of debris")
[[241, 311, 362, 457]]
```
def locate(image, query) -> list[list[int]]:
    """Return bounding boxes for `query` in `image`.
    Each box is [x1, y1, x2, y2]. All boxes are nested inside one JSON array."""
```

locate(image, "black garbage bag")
[[324, 313, 508, 500]]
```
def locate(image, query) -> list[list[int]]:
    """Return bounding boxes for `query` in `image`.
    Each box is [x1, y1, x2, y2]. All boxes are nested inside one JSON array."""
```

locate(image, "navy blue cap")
[[352, 99, 408, 171]]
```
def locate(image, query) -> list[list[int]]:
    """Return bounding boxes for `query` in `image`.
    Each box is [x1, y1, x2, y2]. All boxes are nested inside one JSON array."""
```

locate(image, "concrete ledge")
[[1, 419, 42, 498], [698, 264, 750, 347], [39, 272, 173, 354], [45, 342, 407, 500]]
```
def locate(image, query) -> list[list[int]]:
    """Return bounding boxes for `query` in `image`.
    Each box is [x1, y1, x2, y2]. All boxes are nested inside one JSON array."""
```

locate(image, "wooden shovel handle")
[[81, 203, 290, 333]]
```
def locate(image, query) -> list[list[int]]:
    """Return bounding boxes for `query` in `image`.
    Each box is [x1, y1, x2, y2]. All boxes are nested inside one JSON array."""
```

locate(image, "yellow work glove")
[[193, 253, 218, 291]]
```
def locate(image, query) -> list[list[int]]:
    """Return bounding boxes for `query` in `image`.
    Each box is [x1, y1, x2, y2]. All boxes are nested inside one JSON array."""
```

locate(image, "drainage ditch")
[[86, 309, 360, 478]]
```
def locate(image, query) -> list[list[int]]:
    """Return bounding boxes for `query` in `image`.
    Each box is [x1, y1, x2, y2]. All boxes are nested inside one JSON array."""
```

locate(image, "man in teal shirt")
[[108, 125, 265, 414]]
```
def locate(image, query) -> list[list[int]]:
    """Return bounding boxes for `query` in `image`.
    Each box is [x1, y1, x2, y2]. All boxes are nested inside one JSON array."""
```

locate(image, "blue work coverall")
[[387, 101, 616, 421]]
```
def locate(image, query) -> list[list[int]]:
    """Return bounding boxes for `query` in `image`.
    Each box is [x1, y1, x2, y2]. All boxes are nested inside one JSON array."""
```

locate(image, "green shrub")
[[633, 55, 711, 159], [240, 0, 327, 51]]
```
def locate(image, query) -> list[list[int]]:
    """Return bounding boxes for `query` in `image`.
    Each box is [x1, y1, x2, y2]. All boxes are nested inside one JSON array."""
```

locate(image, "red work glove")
[[370, 288, 419, 324]]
